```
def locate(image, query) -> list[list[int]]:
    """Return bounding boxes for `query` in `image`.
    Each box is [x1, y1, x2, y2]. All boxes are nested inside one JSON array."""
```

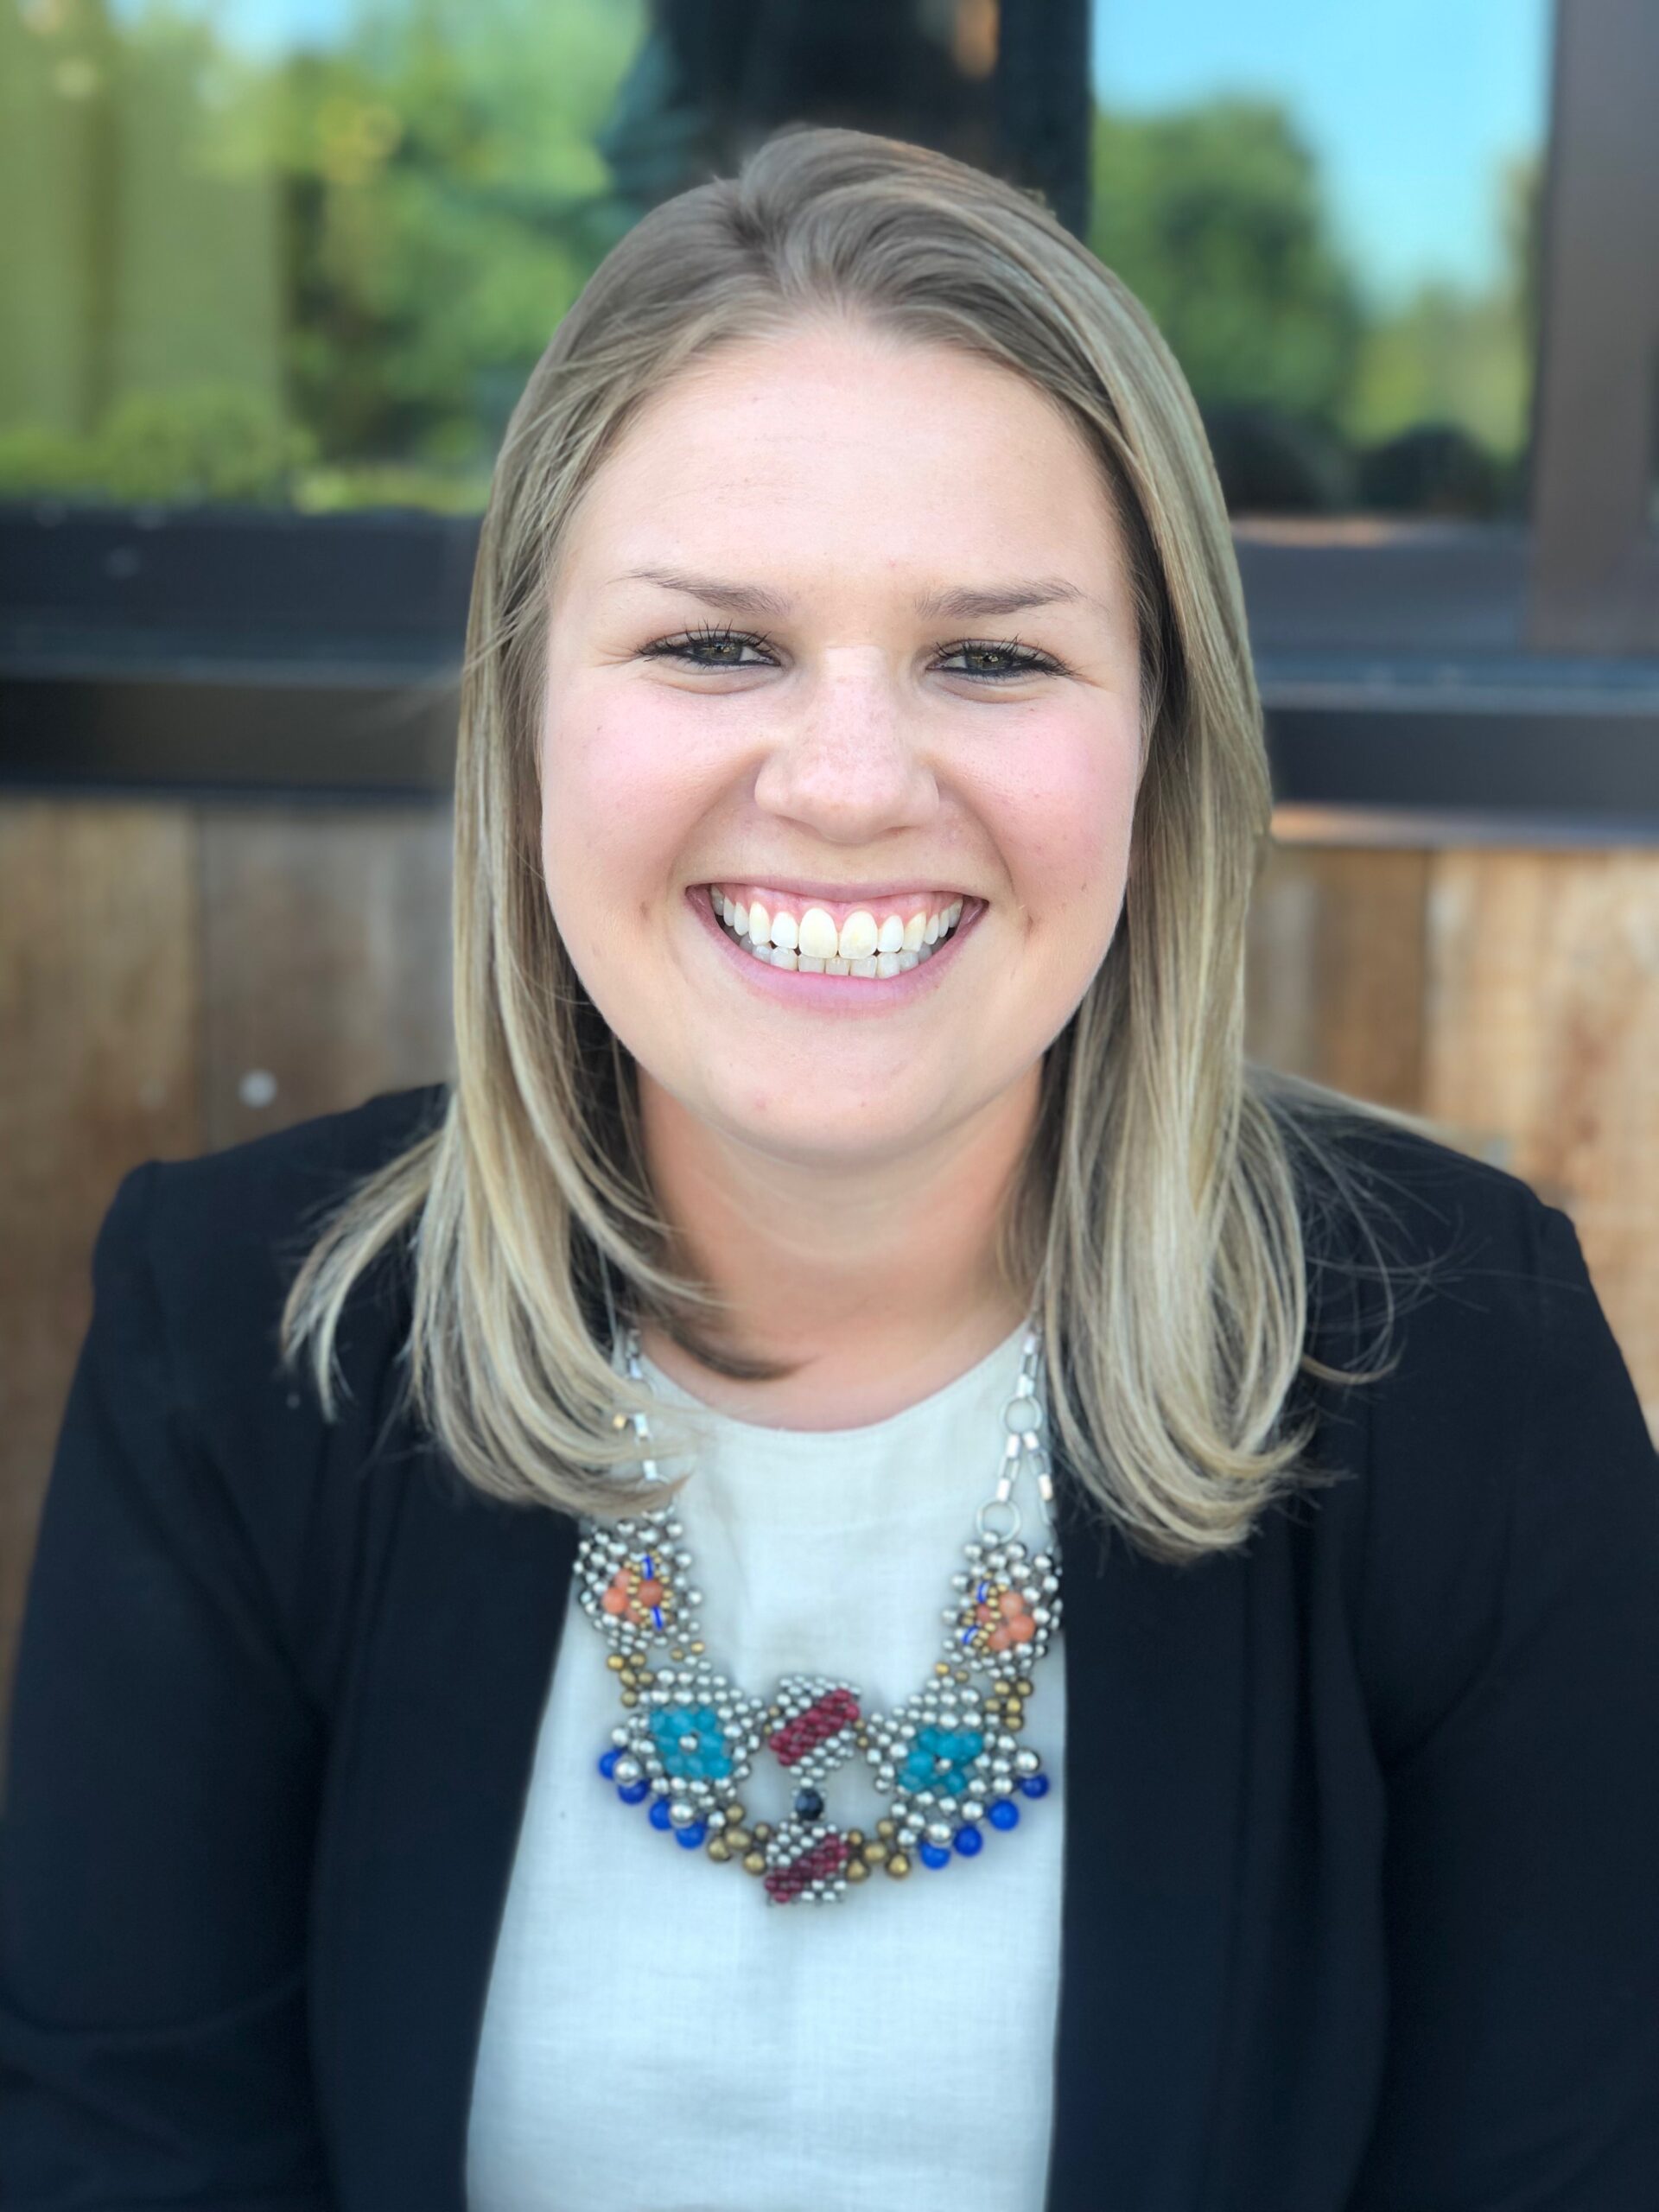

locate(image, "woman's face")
[[538, 320, 1147, 1173]]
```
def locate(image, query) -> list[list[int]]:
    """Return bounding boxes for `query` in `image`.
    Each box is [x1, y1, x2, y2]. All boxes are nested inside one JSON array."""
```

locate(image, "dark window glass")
[[1089, 0, 1552, 519]]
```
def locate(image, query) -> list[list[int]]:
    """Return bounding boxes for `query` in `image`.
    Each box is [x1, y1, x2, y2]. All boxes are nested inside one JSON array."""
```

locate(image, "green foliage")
[[273, 0, 645, 475], [0, 384, 315, 504], [1089, 99, 1364, 425], [1087, 99, 1537, 512]]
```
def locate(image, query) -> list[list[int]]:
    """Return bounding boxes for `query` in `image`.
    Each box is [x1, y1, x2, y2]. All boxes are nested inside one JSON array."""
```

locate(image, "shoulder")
[[1268, 1090, 1602, 1381], [101, 1081, 447, 1423], [85, 1084, 450, 1652], [1271, 1092, 1656, 1760], [134, 1079, 449, 1265], [86, 1088, 444, 1592]]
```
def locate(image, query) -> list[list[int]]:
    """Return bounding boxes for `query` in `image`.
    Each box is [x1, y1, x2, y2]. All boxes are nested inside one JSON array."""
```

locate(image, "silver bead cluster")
[[607, 1656, 769, 1824], [575, 1508, 698, 1657], [944, 1534, 1063, 1681], [861, 1678, 1003, 1847]]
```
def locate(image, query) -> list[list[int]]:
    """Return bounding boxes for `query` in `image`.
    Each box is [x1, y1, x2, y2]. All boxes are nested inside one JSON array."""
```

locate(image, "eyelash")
[[639, 620, 1065, 683]]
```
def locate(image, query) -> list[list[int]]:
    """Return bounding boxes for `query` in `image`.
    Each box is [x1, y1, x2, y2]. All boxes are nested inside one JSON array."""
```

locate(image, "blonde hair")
[[281, 123, 1432, 1564]]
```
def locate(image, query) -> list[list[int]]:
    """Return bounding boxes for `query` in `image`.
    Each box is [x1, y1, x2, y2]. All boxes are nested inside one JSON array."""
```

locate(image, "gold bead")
[[742, 1851, 766, 1877], [862, 1840, 889, 1866], [934, 1662, 951, 1677], [1005, 1707, 1024, 1732], [690, 1640, 705, 1656], [723, 1802, 746, 1827], [846, 1858, 870, 1883], [753, 1822, 773, 1845], [954, 1668, 969, 1683], [612, 1413, 629, 1429], [726, 1827, 753, 1853], [670, 1648, 684, 1662], [620, 1693, 637, 1707], [1016, 1677, 1035, 1698], [606, 1654, 625, 1672], [707, 1839, 732, 1863], [876, 1817, 897, 1840], [885, 1853, 912, 1880], [846, 1829, 865, 1848]]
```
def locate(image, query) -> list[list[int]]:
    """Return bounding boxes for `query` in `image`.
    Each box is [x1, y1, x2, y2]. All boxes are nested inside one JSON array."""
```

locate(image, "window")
[[1089, 0, 1552, 521], [2, 0, 1656, 828]]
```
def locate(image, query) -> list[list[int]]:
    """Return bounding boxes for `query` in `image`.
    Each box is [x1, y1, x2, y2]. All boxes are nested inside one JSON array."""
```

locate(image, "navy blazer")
[[3, 1082, 1657, 2210]]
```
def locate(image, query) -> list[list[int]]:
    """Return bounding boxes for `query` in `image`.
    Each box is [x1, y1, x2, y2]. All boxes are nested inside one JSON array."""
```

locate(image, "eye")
[[937, 636, 1065, 683], [639, 622, 779, 670]]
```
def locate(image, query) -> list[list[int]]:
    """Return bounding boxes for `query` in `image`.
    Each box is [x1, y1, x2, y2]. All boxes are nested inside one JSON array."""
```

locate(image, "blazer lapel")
[[311, 1435, 579, 2212], [1046, 1452, 1252, 2210]]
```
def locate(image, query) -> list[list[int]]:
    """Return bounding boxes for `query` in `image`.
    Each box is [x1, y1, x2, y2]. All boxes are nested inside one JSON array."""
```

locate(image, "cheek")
[[994, 707, 1141, 925], [540, 694, 701, 903]]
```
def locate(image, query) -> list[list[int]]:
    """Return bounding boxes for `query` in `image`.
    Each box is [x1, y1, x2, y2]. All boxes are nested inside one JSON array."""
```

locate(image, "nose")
[[749, 655, 939, 844]]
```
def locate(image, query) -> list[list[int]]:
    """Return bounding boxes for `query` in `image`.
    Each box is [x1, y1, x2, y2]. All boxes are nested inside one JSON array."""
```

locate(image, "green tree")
[[275, 0, 645, 489], [1344, 153, 1540, 465], [1088, 98, 1364, 426]]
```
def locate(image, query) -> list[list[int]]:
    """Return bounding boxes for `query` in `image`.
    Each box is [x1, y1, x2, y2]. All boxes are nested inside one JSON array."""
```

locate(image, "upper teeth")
[[709, 887, 967, 976]]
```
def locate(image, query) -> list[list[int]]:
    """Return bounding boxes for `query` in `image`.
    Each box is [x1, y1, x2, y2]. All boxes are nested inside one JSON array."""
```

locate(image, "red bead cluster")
[[600, 1561, 671, 1628], [764, 1831, 849, 1903], [769, 1686, 861, 1766], [971, 1582, 1037, 1654]]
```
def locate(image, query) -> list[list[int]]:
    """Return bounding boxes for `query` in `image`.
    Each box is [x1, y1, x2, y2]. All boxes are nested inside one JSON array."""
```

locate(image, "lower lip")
[[685, 887, 984, 1012]]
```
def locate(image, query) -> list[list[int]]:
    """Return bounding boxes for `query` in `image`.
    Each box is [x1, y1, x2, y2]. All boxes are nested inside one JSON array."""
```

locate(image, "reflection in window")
[[0, 0, 654, 512], [0, 0, 1005, 515], [1, 2, 1553, 524], [1089, 0, 1552, 519]]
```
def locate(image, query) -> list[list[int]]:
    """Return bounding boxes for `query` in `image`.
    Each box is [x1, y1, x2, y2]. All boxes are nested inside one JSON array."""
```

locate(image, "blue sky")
[[135, 0, 1553, 307], [1091, 0, 1552, 302]]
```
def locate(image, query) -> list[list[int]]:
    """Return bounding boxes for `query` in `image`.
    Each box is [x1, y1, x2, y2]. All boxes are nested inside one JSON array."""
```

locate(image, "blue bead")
[[674, 1822, 707, 1850], [988, 1800, 1020, 1830], [953, 1825, 983, 1857], [617, 1778, 650, 1805], [648, 1798, 673, 1831], [597, 1749, 620, 1780], [1019, 1772, 1050, 1800], [918, 1841, 950, 1870]]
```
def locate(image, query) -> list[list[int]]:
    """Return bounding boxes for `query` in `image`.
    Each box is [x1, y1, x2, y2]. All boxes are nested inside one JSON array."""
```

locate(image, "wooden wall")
[[3, 797, 1656, 1731]]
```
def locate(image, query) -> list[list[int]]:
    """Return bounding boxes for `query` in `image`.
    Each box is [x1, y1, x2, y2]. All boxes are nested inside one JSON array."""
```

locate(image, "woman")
[[3, 125, 1656, 2212]]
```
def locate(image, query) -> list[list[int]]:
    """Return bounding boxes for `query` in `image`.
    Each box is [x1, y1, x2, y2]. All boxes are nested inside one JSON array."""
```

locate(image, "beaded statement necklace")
[[575, 1319, 1062, 1904]]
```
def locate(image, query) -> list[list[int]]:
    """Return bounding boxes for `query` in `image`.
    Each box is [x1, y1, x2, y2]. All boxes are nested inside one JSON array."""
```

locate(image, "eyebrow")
[[608, 566, 1098, 623]]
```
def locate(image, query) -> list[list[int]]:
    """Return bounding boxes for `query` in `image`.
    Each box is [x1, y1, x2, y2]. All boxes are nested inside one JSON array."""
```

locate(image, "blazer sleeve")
[[1351, 1202, 1659, 2209], [0, 1162, 333, 2210]]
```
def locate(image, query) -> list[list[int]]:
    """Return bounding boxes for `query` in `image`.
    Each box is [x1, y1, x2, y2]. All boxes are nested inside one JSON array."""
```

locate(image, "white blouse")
[[465, 1318, 1065, 2212]]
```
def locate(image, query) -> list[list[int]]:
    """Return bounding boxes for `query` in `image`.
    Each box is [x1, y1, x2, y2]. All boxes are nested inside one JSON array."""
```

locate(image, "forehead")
[[557, 323, 1128, 602]]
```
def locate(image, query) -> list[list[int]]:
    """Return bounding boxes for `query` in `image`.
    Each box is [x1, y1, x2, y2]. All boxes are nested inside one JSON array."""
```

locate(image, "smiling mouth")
[[701, 885, 971, 978]]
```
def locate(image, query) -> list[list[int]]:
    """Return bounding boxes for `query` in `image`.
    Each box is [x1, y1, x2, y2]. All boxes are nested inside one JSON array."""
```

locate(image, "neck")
[[632, 1066, 1043, 1431]]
